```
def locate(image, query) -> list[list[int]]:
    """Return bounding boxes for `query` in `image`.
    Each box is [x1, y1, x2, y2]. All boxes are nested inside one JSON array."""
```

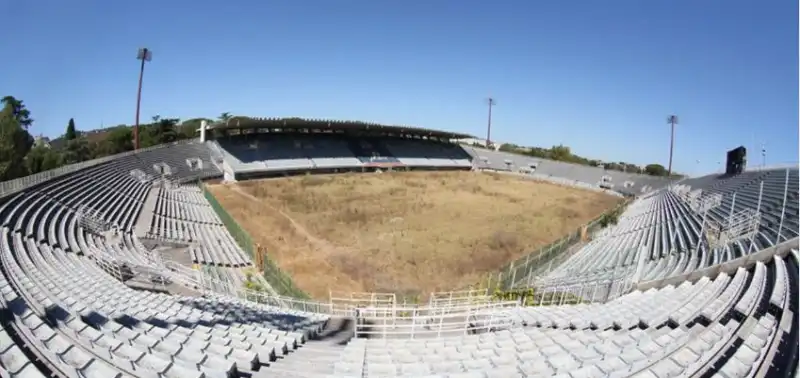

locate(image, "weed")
[[208, 171, 621, 299]]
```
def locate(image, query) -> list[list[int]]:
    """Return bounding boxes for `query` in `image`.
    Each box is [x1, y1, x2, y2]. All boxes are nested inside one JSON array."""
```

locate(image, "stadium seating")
[[217, 134, 473, 177], [531, 166, 799, 291], [0, 135, 795, 377], [465, 146, 673, 195], [347, 137, 402, 165], [148, 184, 251, 267], [381, 139, 472, 168], [0, 142, 332, 377], [334, 250, 797, 377]]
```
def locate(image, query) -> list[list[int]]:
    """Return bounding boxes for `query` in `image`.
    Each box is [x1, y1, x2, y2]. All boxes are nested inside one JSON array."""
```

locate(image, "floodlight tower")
[[134, 48, 153, 151], [666, 115, 679, 176], [486, 97, 496, 148]]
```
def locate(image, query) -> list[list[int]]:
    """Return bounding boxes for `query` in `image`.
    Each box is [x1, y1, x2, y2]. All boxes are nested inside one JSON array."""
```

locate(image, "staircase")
[[133, 186, 160, 238], [261, 317, 354, 377]]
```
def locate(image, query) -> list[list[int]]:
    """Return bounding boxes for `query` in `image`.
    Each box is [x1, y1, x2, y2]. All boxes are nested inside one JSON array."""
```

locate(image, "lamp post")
[[666, 115, 679, 176], [135, 48, 153, 151], [486, 97, 496, 148]]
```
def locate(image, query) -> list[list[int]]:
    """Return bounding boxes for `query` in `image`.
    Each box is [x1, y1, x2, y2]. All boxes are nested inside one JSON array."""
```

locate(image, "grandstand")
[[0, 118, 794, 377], [465, 146, 674, 196], [208, 118, 475, 182]]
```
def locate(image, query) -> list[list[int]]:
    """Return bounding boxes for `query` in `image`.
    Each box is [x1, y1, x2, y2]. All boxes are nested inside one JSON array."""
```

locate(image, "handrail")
[[162, 260, 203, 287], [157, 258, 324, 312], [473, 197, 632, 292], [352, 300, 520, 338], [198, 181, 309, 299], [232, 288, 333, 314]]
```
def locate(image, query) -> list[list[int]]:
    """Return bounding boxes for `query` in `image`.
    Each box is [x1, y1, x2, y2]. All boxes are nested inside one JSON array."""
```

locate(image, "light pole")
[[486, 97, 496, 148], [135, 48, 153, 151], [666, 115, 679, 176]]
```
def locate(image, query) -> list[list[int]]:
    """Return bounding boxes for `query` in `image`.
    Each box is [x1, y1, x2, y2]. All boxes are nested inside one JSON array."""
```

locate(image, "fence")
[[428, 289, 491, 308], [198, 181, 309, 299], [475, 199, 631, 292], [352, 300, 520, 339], [528, 277, 633, 306], [329, 291, 397, 312]]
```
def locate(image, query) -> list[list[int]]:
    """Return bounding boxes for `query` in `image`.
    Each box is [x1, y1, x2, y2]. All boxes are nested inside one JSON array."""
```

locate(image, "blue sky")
[[3, 0, 797, 174]]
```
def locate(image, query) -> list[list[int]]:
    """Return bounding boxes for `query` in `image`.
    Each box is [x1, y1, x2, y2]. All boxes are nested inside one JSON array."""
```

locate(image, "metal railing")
[[473, 199, 631, 292], [198, 181, 309, 299], [352, 300, 520, 339], [91, 252, 127, 282], [159, 259, 329, 313], [163, 260, 203, 287], [531, 169, 798, 293], [233, 289, 333, 314], [706, 208, 761, 248], [527, 277, 633, 306], [329, 291, 397, 311], [91, 246, 172, 291], [428, 289, 491, 308]]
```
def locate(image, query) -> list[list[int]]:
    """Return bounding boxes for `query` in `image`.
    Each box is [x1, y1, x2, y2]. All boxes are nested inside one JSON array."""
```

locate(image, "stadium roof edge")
[[207, 117, 475, 139]]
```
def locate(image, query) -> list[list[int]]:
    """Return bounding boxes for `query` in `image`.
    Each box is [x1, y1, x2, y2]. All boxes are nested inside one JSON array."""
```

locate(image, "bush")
[[599, 207, 622, 228]]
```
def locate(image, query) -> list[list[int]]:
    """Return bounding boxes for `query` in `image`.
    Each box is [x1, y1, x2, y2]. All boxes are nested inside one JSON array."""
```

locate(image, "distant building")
[[33, 135, 51, 149]]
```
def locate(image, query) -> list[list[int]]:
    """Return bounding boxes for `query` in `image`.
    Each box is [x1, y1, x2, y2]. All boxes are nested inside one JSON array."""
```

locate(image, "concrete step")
[[258, 341, 347, 377], [133, 187, 159, 238], [314, 316, 355, 345]]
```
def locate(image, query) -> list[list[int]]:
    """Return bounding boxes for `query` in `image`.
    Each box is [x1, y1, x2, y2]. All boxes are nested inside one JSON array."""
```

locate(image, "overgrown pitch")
[[208, 171, 623, 300]]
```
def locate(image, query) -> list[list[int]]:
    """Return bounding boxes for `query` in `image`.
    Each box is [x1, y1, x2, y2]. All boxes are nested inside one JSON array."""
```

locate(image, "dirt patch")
[[208, 171, 622, 300]]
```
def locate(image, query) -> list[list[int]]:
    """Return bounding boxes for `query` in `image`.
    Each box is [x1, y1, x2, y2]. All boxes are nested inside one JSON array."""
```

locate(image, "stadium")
[[0, 117, 796, 378]]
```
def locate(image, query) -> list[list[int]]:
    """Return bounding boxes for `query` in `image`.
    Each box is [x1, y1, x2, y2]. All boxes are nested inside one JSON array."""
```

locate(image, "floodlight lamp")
[[137, 48, 152, 61]]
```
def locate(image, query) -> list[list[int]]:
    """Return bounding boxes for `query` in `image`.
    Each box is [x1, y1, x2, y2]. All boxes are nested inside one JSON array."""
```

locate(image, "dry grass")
[[208, 171, 622, 300]]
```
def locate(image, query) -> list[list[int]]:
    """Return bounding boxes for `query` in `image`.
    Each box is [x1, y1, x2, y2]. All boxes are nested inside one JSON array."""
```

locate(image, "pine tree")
[[65, 118, 77, 140]]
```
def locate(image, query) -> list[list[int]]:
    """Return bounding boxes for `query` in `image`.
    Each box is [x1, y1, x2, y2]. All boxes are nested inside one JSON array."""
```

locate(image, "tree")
[[139, 117, 180, 148], [155, 118, 180, 144], [493, 141, 680, 177], [0, 115, 30, 180], [549, 144, 572, 161], [498, 143, 520, 153], [106, 126, 133, 153], [41, 148, 61, 171], [0, 96, 35, 180], [25, 145, 47, 174], [65, 118, 77, 141], [62, 138, 91, 165], [644, 163, 668, 177], [179, 118, 212, 139], [90, 126, 133, 158], [25, 145, 62, 174], [217, 113, 232, 138], [1, 96, 33, 129]]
